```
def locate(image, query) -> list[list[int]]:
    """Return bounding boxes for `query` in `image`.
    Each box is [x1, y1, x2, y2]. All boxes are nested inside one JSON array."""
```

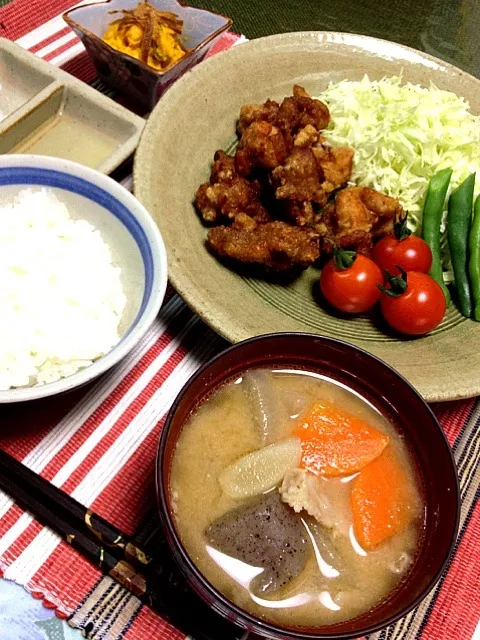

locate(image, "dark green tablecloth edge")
[[190, 0, 479, 79]]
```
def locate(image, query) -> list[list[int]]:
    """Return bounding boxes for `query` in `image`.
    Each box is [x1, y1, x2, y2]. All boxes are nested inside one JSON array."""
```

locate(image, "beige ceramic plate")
[[134, 32, 480, 402]]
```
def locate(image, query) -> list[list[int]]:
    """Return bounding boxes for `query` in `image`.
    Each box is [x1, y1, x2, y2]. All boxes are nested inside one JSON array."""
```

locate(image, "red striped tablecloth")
[[0, 1, 479, 639]]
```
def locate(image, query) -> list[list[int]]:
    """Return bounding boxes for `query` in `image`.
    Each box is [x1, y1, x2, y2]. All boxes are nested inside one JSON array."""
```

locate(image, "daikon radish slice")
[[219, 437, 301, 499]]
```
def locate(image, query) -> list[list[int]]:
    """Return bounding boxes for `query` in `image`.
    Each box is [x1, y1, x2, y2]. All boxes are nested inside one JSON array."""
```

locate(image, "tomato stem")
[[394, 213, 412, 241], [378, 266, 408, 297], [333, 245, 357, 270]]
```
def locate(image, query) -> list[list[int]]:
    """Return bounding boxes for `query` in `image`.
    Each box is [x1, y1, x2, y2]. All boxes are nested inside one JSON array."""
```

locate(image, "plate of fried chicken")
[[195, 84, 403, 273], [134, 31, 480, 401]]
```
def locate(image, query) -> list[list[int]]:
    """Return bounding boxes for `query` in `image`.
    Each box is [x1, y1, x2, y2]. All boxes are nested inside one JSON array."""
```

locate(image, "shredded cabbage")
[[319, 76, 480, 237]]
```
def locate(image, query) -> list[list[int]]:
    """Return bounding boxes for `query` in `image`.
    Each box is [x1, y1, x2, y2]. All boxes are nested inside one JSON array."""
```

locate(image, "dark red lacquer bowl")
[[156, 333, 459, 639]]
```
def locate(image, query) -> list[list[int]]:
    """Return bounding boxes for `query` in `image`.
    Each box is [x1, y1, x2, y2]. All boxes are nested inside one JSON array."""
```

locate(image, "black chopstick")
[[0, 449, 149, 595], [0, 449, 150, 569], [0, 451, 147, 598], [0, 449, 246, 640]]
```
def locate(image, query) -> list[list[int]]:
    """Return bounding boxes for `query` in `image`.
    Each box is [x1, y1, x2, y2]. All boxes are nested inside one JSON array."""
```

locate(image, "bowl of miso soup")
[[156, 333, 459, 638]]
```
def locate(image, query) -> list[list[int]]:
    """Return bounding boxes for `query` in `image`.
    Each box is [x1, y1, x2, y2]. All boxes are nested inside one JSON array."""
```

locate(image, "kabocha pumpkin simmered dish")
[[102, 1, 187, 71], [170, 367, 423, 627]]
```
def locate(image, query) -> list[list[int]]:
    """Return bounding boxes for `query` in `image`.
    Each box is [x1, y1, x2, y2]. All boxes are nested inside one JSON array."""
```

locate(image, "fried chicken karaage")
[[276, 85, 330, 146], [236, 85, 330, 142], [237, 99, 280, 136], [315, 186, 404, 255], [313, 144, 355, 193], [235, 84, 331, 176], [272, 148, 327, 204], [195, 150, 270, 224], [194, 86, 401, 274], [235, 121, 288, 176], [208, 218, 320, 271]]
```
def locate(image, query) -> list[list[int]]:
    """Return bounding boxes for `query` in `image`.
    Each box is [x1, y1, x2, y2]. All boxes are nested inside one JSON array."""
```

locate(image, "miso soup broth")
[[170, 368, 424, 628]]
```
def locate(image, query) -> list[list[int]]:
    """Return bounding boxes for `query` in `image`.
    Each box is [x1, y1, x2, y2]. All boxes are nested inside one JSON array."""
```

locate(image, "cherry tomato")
[[320, 253, 383, 313], [372, 235, 432, 276], [380, 271, 446, 335]]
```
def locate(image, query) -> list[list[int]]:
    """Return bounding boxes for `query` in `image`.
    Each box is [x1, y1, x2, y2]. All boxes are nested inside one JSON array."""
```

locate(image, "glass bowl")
[[63, 0, 231, 109]]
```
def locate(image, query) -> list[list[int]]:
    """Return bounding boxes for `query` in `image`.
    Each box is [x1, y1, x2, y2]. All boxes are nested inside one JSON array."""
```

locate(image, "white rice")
[[0, 188, 126, 390]]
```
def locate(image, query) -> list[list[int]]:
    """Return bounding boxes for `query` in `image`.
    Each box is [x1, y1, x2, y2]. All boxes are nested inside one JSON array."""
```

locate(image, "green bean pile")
[[422, 170, 480, 320]]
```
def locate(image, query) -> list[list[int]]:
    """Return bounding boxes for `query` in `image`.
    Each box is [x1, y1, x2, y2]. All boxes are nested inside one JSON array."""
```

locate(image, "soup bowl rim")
[[156, 331, 460, 639]]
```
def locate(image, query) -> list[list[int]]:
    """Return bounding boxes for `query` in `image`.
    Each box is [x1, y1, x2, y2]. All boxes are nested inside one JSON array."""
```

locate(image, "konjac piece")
[[205, 491, 309, 596], [207, 219, 320, 271]]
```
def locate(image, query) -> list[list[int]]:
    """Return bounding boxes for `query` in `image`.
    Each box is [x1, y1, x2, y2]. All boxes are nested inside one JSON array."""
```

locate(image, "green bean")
[[422, 168, 453, 304], [469, 194, 480, 321], [447, 173, 475, 318]]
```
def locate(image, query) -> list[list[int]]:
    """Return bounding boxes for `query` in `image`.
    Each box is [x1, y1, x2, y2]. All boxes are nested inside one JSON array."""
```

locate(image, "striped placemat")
[[0, 1, 479, 639]]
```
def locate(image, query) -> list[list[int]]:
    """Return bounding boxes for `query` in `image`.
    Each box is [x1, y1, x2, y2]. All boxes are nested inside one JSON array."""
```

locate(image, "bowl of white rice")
[[0, 155, 167, 402]]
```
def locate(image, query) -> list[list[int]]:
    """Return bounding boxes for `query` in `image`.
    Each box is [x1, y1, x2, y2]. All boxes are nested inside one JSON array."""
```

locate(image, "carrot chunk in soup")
[[171, 369, 423, 628], [293, 401, 389, 477], [351, 447, 415, 549]]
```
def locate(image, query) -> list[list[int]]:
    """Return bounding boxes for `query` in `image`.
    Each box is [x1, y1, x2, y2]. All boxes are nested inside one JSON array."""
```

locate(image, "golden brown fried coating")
[[236, 99, 280, 136], [235, 121, 288, 177], [208, 219, 320, 271], [235, 86, 330, 155], [334, 187, 372, 235], [195, 150, 270, 224], [195, 87, 386, 276], [371, 216, 397, 238], [282, 201, 317, 227], [332, 230, 373, 255], [292, 85, 313, 99], [272, 148, 327, 204], [276, 85, 330, 143], [336, 186, 403, 236], [294, 124, 320, 148], [209, 149, 236, 182], [314, 186, 404, 255], [362, 188, 404, 221], [229, 211, 258, 231], [313, 144, 355, 193]]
